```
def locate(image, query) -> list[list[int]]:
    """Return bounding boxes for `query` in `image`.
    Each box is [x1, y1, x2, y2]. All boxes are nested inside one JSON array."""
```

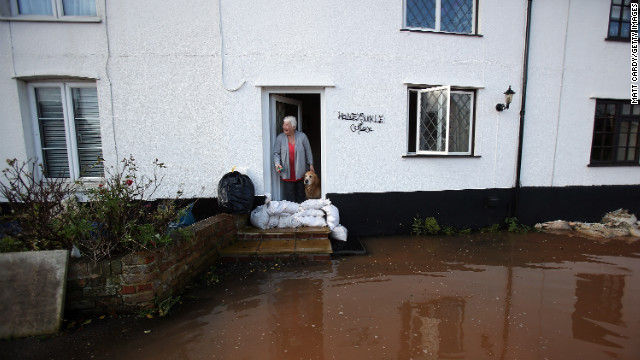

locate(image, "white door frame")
[[261, 87, 326, 200], [269, 95, 302, 201]]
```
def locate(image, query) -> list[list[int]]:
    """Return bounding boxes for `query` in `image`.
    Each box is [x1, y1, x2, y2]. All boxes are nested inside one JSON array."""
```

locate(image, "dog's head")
[[303, 171, 317, 186]]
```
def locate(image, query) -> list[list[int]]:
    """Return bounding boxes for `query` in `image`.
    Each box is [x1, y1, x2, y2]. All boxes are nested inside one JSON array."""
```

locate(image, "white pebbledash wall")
[[0, 0, 636, 199], [523, 0, 637, 187]]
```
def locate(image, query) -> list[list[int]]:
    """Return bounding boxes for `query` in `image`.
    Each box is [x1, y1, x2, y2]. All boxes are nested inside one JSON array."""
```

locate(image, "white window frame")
[[28, 81, 103, 180], [411, 86, 475, 155], [8, 0, 98, 21], [403, 0, 477, 34]]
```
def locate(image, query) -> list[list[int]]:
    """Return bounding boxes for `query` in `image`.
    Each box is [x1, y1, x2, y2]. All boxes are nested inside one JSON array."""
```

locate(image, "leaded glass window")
[[408, 86, 475, 155], [405, 0, 476, 34]]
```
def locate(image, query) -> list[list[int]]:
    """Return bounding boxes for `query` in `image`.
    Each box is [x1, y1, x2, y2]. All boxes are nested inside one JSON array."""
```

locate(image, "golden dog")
[[303, 171, 321, 199]]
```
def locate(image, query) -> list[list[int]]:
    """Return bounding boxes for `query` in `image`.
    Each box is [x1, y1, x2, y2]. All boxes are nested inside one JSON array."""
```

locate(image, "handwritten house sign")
[[338, 111, 385, 134]]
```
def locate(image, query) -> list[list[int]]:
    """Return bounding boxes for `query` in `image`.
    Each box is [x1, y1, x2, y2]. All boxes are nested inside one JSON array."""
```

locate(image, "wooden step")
[[220, 226, 333, 262]]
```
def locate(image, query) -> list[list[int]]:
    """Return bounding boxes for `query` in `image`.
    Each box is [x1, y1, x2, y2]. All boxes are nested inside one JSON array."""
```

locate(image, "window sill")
[[0, 15, 101, 23], [403, 153, 481, 158], [400, 28, 483, 37], [604, 36, 631, 42], [588, 163, 639, 167]]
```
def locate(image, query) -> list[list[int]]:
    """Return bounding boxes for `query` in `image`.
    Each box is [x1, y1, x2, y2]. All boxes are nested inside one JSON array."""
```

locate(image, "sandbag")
[[300, 199, 331, 210], [277, 214, 301, 228], [330, 225, 348, 241], [295, 215, 327, 227], [267, 200, 300, 215], [250, 205, 269, 229], [267, 215, 279, 229], [218, 171, 255, 214], [297, 209, 325, 218], [322, 204, 340, 230]]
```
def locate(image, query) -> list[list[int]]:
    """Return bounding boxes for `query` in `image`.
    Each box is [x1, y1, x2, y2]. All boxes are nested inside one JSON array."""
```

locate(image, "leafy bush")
[[505, 217, 530, 234], [0, 159, 78, 250], [424, 217, 441, 235], [66, 156, 187, 262], [411, 215, 441, 235], [1, 156, 190, 262]]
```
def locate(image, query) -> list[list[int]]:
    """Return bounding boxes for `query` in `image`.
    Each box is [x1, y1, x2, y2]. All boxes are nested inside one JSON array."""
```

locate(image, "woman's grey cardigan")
[[273, 131, 313, 180]]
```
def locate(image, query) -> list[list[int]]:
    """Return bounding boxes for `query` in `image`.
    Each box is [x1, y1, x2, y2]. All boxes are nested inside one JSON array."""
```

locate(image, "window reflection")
[[572, 273, 625, 348], [399, 297, 466, 359]]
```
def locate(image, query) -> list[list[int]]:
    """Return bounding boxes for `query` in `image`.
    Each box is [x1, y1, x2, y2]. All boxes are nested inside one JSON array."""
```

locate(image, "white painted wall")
[[0, 0, 636, 199], [523, 0, 639, 187]]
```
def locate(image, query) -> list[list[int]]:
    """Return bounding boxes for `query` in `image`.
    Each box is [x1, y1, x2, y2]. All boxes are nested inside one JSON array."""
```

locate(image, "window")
[[404, 0, 476, 34], [407, 86, 475, 155], [590, 99, 639, 166], [11, 0, 96, 18], [607, 0, 632, 41], [28, 82, 104, 179]]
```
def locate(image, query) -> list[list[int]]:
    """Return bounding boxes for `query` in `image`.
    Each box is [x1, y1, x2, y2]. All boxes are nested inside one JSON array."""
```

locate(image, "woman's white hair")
[[283, 116, 297, 129]]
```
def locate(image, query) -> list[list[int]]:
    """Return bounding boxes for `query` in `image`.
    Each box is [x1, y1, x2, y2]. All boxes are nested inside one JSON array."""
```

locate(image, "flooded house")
[[0, 0, 638, 236]]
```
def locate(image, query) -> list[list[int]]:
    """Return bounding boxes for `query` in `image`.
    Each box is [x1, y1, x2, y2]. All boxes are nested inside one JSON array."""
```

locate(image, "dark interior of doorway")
[[276, 93, 322, 180]]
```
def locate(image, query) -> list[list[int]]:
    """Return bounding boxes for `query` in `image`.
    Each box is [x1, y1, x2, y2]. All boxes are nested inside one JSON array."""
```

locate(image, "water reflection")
[[39, 232, 640, 360], [269, 278, 324, 359], [399, 297, 466, 359], [572, 274, 626, 348]]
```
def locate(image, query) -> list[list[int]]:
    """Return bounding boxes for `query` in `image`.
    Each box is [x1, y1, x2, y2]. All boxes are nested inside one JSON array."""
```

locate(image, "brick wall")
[[66, 214, 247, 315]]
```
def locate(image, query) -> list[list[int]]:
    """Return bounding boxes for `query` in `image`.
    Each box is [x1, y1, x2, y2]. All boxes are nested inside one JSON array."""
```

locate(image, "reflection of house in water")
[[399, 297, 466, 359], [269, 278, 324, 359], [572, 274, 625, 348]]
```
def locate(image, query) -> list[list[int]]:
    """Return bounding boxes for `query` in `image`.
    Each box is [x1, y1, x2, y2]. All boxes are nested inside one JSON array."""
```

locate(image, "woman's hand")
[[275, 164, 283, 173], [309, 164, 315, 172]]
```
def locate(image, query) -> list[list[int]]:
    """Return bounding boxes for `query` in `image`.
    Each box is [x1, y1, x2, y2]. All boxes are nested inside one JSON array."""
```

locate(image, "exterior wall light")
[[496, 86, 516, 111]]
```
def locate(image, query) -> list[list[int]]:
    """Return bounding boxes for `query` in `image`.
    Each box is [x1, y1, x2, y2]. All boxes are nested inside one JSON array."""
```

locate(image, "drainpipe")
[[511, 0, 533, 219]]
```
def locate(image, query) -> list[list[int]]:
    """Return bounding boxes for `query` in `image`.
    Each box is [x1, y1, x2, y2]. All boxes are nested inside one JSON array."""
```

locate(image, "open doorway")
[[263, 91, 322, 201]]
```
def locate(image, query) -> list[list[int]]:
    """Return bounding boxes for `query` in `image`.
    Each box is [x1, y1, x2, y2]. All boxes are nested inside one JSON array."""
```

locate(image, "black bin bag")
[[217, 171, 255, 214]]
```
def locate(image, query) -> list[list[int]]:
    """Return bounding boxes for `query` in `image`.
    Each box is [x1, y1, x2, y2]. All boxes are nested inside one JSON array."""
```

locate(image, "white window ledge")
[[0, 15, 101, 23], [402, 153, 482, 158]]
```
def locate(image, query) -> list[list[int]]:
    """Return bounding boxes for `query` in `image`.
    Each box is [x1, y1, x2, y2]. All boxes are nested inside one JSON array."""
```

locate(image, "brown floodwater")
[[4, 232, 640, 359]]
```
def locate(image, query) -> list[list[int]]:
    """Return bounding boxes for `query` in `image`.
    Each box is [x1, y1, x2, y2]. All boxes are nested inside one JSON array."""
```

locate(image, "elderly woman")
[[273, 116, 315, 203]]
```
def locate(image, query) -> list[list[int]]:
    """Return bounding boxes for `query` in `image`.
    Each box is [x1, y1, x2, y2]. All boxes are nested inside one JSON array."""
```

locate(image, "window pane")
[[406, 0, 436, 29], [419, 88, 448, 152], [622, 104, 631, 115], [35, 87, 70, 178], [62, 0, 96, 16], [622, 7, 631, 21], [17, 0, 53, 15], [611, 5, 621, 20], [72, 88, 103, 177], [449, 93, 471, 152], [609, 22, 620, 37], [441, 0, 473, 33], [42, 149, 70, 178], [620, 23, 631, 38]]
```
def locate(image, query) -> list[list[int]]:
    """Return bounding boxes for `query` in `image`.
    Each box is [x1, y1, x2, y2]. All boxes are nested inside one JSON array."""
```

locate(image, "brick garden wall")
[[65, 214, 247, 315]]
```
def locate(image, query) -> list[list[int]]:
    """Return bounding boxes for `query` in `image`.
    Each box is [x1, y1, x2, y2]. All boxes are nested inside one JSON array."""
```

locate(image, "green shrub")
[[424, 217, 441, 235], [1, 156, 189, 262], [67, 156, 187, 262], [0, 159, 78, 251], [505, 217, 530, 234]]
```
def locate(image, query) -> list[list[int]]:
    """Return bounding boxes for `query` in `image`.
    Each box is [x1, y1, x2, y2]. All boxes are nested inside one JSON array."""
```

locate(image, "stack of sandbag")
[[249, 196, 348, 241]]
